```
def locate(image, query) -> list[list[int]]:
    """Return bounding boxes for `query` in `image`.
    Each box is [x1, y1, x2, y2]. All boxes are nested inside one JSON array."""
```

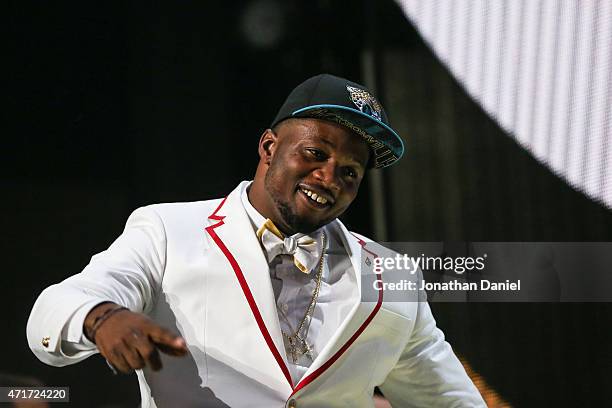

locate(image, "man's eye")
[[306, 148, 325, 159], [344, 167, 358, 178]]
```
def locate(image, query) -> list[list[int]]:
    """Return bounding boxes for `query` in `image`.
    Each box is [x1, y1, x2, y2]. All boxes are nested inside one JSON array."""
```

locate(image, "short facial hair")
[[264, 163, 318, 234]]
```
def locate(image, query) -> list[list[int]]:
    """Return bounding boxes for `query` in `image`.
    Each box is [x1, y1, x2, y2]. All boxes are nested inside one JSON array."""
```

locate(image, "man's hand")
[[84, 302, 188, 374]]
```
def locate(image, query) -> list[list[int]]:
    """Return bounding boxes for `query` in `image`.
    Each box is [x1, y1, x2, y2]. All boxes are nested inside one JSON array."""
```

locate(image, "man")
[[27, 74, 485, 407]]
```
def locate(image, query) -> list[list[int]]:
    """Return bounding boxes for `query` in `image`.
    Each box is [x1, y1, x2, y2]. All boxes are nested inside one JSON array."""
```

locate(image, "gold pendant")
[[285, 333, 314, 363]]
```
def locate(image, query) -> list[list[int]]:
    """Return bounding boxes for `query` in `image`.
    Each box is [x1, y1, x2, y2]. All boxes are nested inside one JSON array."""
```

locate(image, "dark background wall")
[[4, 1, 611, 406]]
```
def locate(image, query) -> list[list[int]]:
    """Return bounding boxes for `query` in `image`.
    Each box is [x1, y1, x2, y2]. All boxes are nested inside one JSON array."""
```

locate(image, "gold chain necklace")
[[279, 232, 327, 364]]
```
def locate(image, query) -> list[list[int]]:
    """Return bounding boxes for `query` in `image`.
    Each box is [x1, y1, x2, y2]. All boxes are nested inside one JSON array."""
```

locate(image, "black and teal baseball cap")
[[271, 74, 404, 168]]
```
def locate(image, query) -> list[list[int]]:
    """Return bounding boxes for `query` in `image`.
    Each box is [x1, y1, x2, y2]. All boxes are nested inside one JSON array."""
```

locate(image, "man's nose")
[[313, 161, 341, 192]]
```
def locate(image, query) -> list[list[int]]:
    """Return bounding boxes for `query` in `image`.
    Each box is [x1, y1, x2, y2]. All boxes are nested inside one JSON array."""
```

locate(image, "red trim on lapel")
[[208, 196, 228, 221], [350, 232, 379, 258], [205, 196, 294, 389], [290, 233, 384, 396], [206, 201, 384, 393]]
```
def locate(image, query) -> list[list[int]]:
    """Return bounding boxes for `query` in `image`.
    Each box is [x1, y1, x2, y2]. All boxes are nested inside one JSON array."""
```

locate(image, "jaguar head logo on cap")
[[346, 85, 383, 122]]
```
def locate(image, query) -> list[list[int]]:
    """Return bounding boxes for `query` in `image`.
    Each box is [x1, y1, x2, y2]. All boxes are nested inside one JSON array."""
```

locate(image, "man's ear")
[[258, 129, 278, 165]]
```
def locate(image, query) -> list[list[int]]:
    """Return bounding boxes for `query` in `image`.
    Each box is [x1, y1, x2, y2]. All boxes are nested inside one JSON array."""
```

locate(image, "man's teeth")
[[301, 188, 328, 204]]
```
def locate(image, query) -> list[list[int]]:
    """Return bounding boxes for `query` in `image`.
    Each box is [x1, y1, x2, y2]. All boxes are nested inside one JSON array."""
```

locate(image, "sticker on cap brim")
[[347, 85, 383, 121]]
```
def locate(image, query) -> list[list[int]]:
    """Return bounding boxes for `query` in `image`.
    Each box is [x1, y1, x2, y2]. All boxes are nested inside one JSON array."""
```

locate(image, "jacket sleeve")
[[26, 206, 167, 367], [379, 298, 486, 407]]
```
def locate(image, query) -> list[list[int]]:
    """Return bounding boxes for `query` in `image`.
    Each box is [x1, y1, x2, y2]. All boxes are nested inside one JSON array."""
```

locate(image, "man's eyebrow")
[[319, 138, 336, 148], [353, 156, 368, 170]]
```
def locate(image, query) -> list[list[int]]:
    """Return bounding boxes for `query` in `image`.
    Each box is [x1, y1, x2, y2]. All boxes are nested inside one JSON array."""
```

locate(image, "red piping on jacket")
[[205, 196, 294, 389], [289, 233, 384, 395], [205, 196, 384, 393]]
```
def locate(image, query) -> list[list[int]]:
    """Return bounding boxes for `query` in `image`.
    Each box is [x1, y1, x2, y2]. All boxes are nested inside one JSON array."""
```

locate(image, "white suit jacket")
[[27, 181, 485, 407]]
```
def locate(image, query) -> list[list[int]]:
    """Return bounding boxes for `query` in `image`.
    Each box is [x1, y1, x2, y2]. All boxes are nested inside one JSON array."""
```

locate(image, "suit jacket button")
[[41, 336, 50, 348], [288, 399, 297, 408]]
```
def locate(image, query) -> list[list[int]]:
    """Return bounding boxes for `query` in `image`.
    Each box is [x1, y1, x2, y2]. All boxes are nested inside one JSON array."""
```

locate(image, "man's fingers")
[[138, 342, 162, 371], [110, 348, 133, 374], [156, 342, 188, 356], [94, 313, 187, 373], [131, 329, 163, 371], [122, 338, 146, 371], [147, 347, 163, 371], [148, 326, 188, 356], [97, 342, 127, 374]]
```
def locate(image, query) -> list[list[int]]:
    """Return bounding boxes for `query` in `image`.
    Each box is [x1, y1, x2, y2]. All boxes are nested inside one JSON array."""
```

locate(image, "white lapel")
[[293, 220, 383, 393], [204, 182, 293, 393]]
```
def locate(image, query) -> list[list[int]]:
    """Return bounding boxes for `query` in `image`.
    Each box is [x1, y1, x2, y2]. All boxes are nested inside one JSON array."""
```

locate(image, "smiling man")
[[251, 118, 369, 235], [27, 74, 484, 407]]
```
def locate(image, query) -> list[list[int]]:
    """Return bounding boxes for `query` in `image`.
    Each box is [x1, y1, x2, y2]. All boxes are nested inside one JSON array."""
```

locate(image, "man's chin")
[[288, 216, 331, 234], [272, 197, 330, 233]]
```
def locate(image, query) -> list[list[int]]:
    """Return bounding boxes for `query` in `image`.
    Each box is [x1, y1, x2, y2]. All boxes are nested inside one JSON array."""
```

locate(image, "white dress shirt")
[[239, 182, 357, 384]]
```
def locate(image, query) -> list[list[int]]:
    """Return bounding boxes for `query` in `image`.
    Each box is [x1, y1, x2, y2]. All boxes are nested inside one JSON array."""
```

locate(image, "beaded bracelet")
[[87, 305, 129, 344]]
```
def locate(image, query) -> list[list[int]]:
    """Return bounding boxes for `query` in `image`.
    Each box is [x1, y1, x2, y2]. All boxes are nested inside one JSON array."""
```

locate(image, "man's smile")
[[297, 184, 335, 210]]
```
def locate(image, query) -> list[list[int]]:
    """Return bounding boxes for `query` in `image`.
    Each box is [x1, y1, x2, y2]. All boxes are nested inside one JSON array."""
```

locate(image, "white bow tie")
[[256, 219, 324, 274]]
